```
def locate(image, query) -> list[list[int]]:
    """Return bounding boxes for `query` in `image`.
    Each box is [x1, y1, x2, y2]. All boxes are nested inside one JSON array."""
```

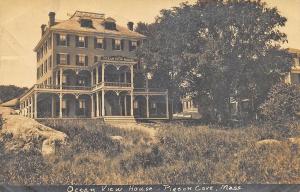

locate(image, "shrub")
[[259, 83, 300, 122]]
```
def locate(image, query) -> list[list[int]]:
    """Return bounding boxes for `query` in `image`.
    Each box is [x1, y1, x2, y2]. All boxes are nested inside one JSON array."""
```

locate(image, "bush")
[[259, 83, 300, 122]]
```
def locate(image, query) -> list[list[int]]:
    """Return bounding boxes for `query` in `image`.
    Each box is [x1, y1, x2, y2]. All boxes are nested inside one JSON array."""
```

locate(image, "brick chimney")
[[127, 22, 134, 31], [48, 12, 55, 26], [41, 24, 46, 36]]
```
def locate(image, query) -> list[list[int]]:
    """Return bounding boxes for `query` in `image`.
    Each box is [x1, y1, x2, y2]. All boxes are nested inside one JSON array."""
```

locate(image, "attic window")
[[104, 17, 116, 30], [80, 19, 93, 28]]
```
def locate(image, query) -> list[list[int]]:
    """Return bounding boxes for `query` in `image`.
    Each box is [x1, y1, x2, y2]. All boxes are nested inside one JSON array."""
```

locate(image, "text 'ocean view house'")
[[19, 11, 169, 122]]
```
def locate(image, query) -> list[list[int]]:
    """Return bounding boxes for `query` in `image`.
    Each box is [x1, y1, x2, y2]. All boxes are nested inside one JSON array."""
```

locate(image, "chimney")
[[48, 12, 55, 26], [127, 22, 134, 31], [41, 24, 46, 36]]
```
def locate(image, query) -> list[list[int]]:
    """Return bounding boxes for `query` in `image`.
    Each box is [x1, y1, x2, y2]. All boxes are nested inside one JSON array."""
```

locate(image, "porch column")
[[34, 92, 37, 118], [30, 96, 33, 118], [91, 68, 94, 86], [130, 91, 133, 116], [102, 64, 105, 83], [60, 69, 63, 90], [96, 65, 99, 84], [59, 93, 63, 118], [166, 91, 169, 119], [102, 90, 105, 116], [124, 95, 127, 116], [96, 92, 99, 117], [51, 95, 55, 117], [91, 94, 94, 118], [130, 65, 134, 88], [146, 95, 149, 118]]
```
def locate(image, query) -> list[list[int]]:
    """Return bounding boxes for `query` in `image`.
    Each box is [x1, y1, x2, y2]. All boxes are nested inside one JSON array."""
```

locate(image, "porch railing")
[[104, 82, 131, 87]]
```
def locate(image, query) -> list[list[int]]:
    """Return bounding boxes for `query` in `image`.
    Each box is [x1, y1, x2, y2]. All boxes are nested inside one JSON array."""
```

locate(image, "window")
[[48, 36, 52, 49], [134, 101, 138, 109], [80, 19, 93, 28], [113, 39, 121, 50], [41, 63, 44, 75], [58, 34, 67, 46], [78, 79, 85, 85], [62, 99, 67, 109], [151, 102, 156, 108], [77, 36, 87, 48], [48, 56, 52, 69], [76, 55, 88, 66], [130, 41, 137, 51], [79, 99, 86, 109], [57, 53, 69, 65], [95, 37, 103, 49], [44, 60, 47, 73], [62, 75, 67, 84]]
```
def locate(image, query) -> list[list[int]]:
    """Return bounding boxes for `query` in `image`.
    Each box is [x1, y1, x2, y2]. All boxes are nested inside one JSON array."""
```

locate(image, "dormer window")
[[104, 17, 116, 30], [80, 19, 93, 28]]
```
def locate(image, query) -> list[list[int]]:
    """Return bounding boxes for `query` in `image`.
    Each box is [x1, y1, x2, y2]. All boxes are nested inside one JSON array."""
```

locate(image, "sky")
[[0, 0, 299, 87]]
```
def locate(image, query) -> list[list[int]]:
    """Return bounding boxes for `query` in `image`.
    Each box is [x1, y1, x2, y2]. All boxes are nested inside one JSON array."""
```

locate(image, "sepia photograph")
[[0, 0, 300, 190]]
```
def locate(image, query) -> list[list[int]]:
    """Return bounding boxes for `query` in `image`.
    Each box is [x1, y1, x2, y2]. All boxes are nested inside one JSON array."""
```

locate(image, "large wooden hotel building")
[[19, 11, 169, 121]]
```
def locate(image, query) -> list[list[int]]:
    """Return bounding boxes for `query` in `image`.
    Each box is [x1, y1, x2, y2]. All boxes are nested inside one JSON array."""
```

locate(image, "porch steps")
[[103, 116, 136, 123]]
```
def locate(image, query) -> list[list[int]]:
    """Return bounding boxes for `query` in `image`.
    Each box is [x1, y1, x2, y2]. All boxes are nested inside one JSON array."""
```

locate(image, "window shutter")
[[67, 35, 70, 46], [85, 56, 88, 66], [121, 40, 124, 50], [112, 39, 115, 50], [94, 37, 97, 48], [75, 36, 79, 47], [56, 54, 60, 64], [76, 55, 79, 65], [67, 54, 70, 65], [85, 36, 88, 48], [103, 38, 106, 49], [56, 34, 60, 45], [94, 56, 97, 63], [129, 40, 132, 51]]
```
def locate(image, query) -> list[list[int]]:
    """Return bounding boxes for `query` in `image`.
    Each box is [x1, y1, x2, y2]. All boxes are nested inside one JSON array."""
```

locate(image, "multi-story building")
[[19, 11, 169, 121], [285, 48, 300, 85]]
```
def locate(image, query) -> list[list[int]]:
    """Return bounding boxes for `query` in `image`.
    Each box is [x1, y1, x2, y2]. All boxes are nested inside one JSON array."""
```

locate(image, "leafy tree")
[[136, 0, 292, 123], [259, 83, 300, 122], [0, 85, 28, 104]]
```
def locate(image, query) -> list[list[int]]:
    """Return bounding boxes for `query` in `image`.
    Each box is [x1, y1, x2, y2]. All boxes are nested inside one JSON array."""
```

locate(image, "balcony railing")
[[104, 82, 131, 87], [36, 84, 60, 89], [62, 85, 91, 90]]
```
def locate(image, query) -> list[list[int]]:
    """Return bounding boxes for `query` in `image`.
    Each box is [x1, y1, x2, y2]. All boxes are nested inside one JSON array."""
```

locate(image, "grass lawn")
[[1, 118, 300, 184]]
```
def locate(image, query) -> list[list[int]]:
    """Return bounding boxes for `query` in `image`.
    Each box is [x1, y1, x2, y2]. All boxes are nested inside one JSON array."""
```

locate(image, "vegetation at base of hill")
[[1, 119, 300, 184], [0, 85, 28, 104]]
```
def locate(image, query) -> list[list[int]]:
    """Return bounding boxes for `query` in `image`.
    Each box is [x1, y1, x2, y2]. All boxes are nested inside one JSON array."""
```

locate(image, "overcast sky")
[[0, 0, 299, 87]]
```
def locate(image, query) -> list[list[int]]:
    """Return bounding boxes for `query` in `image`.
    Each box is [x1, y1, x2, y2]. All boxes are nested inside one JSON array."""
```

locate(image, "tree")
[[0, 85, 28, 104], [136, 0, 292, 123], [259, 82, 300, 122]]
